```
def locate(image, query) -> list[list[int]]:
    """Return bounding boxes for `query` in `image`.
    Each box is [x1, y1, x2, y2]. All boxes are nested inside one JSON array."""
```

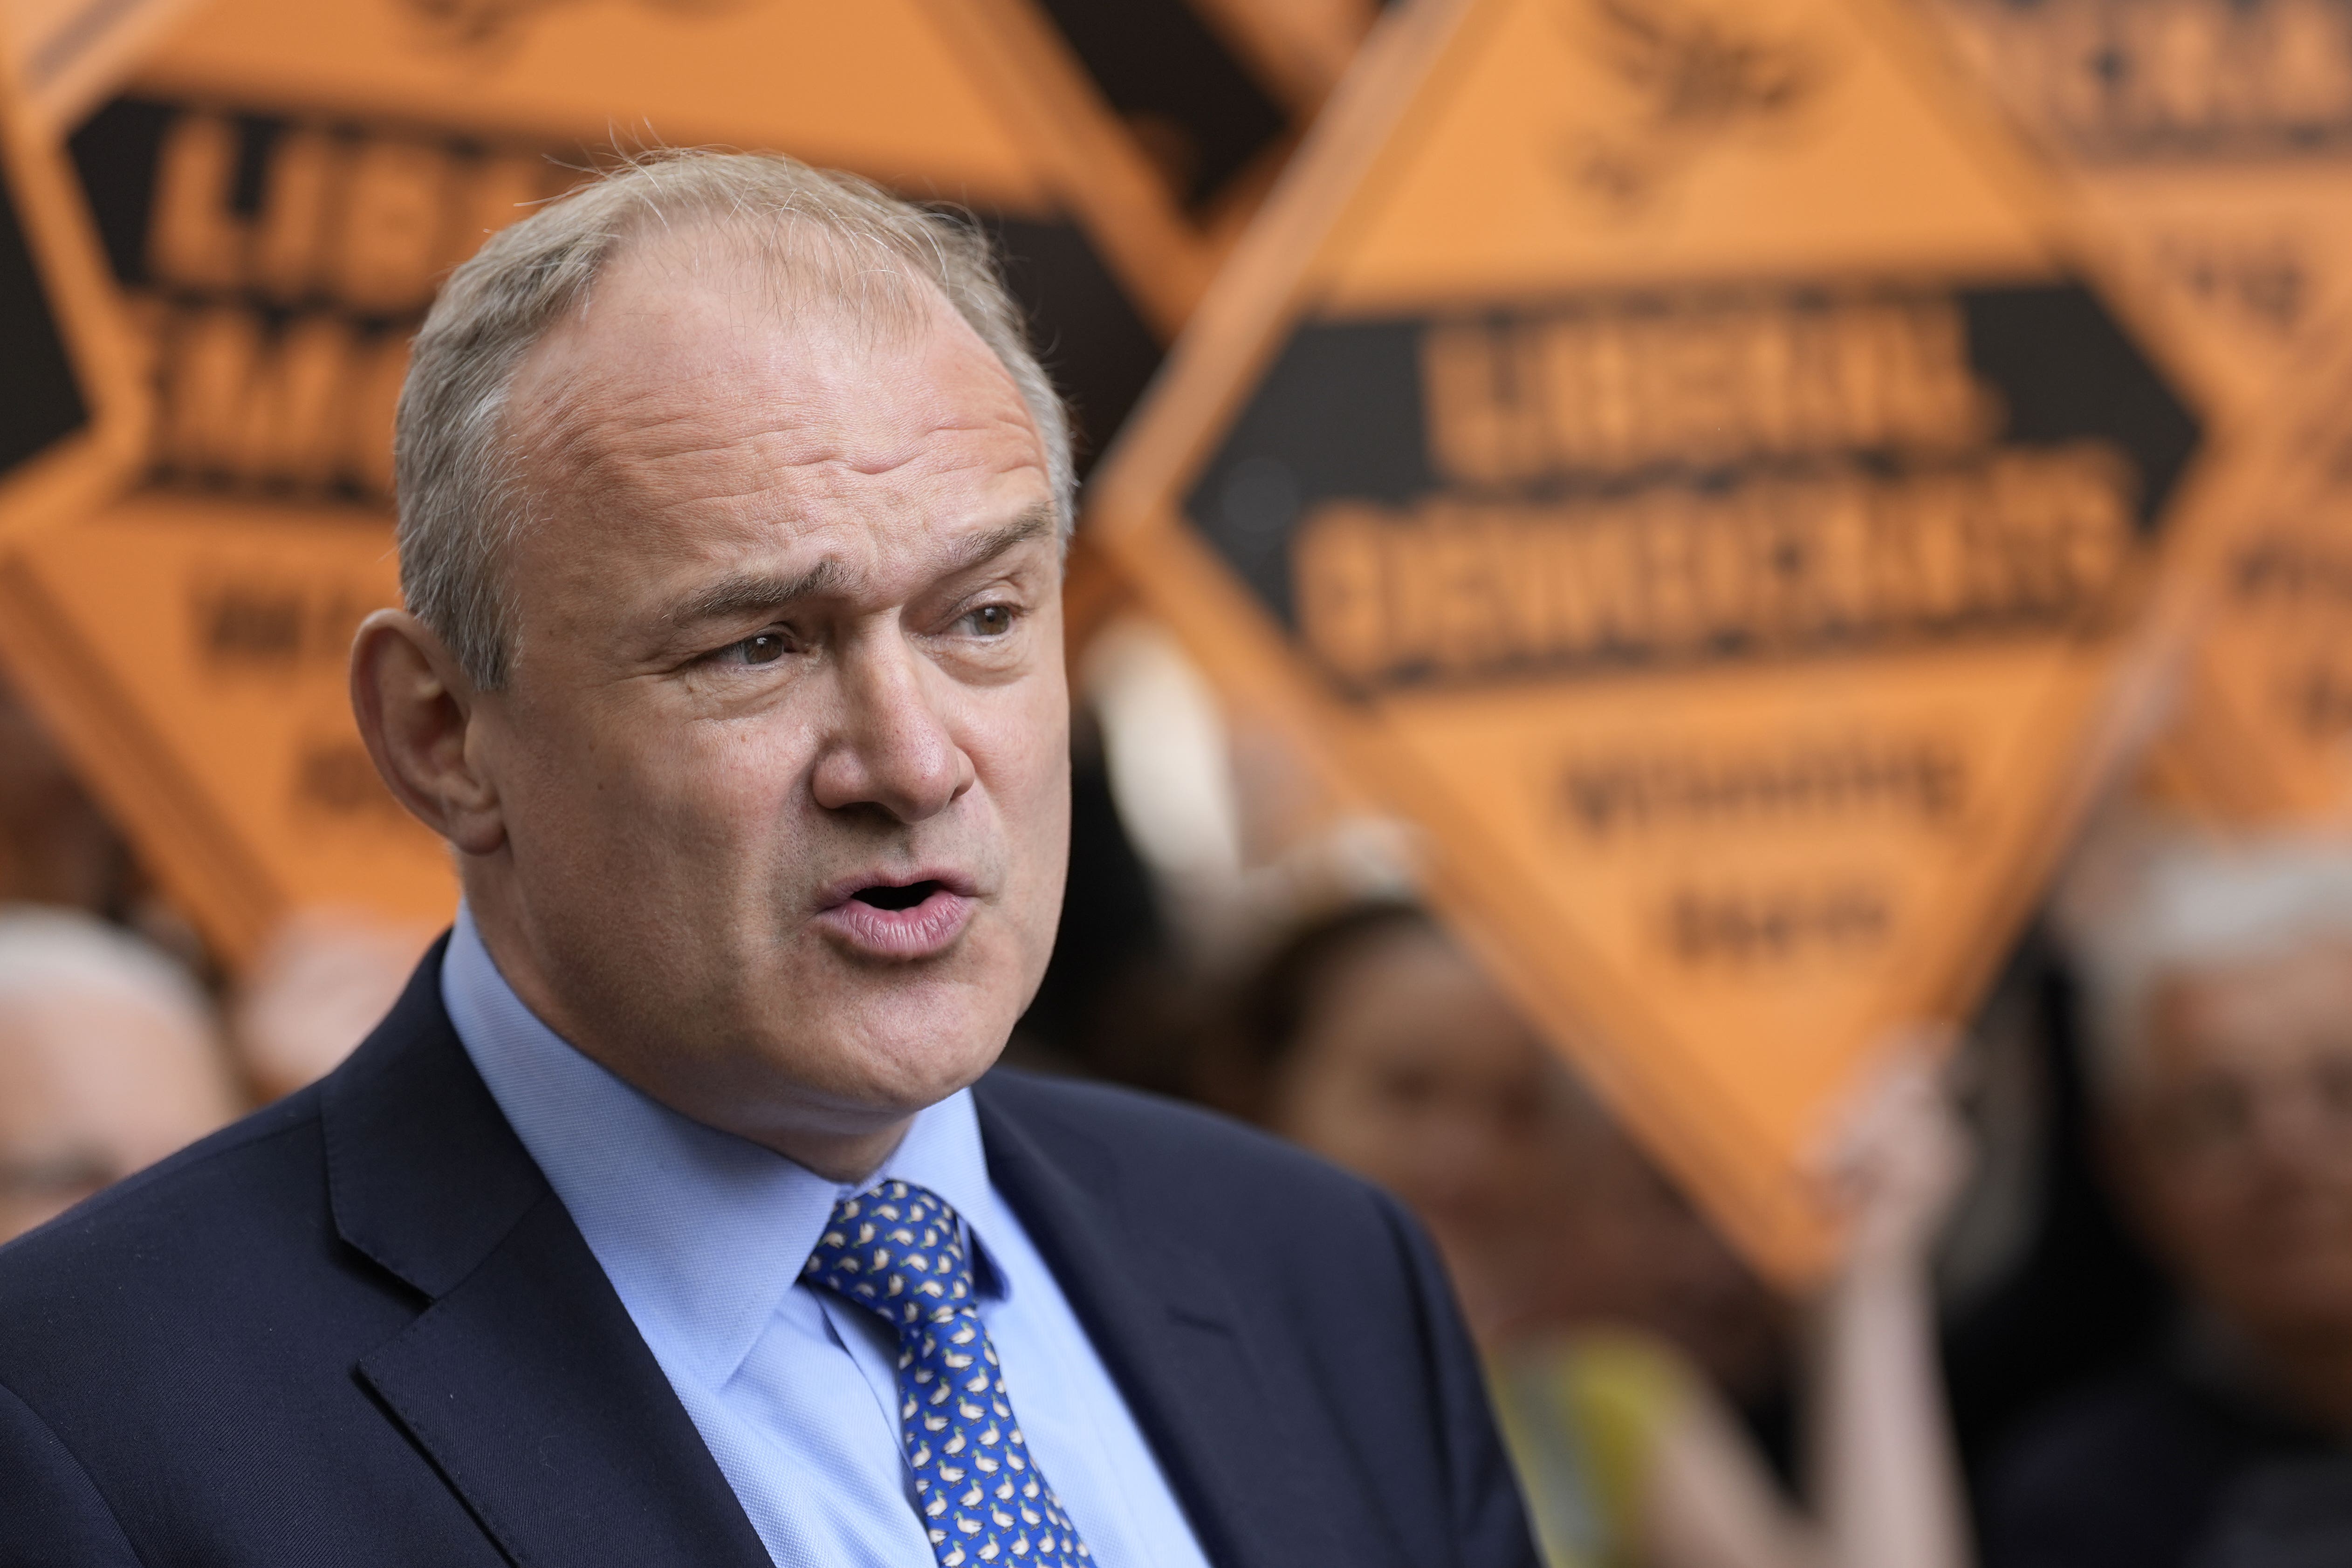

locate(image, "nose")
[[809, 628, 975, 822]]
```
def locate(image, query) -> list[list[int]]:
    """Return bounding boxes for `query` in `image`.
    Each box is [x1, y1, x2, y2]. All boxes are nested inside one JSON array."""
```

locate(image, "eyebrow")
[[668, 558, 846, 633], [663, 504, 1059, 636], [935, 505, 1059, 580]]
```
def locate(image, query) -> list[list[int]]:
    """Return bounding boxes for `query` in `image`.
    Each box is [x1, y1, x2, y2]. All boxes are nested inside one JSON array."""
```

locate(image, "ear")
[[349, 609, 506, 856]]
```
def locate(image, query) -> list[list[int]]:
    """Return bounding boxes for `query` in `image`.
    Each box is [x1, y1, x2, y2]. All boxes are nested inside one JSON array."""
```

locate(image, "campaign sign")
[[0, 0, 1210, 963], [1178, 0, 1382, 113], [1090, 0, 2233, 1277], [0, 47, 150, 790], [4, 0, 195, 135], [1933, 0, 2352, 820], [1030, 0, 1299, 241], [0, 48, 139, 545], [2145, 357, 2352, 820], [1934, 0, 2352, 412]]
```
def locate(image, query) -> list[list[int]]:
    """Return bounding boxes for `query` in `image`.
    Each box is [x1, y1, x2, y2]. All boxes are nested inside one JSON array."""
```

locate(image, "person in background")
[[0, 907, 240, 1244], [1986, 831, 2352, 1568], [0, 672, 216, 979], [230, 910, 439, 1101], [0, 151, 1537, 1566], [1205, 902, 1973, 1568]]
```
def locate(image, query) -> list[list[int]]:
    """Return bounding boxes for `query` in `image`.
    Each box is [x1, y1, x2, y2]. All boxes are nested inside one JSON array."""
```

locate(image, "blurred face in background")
[[0, 981, 239, 1243], [2117, 939, 2352, 1353], [1269, 922, 1565, 1336], [231, 910, 439, 1102], [1265, 921, 1783, 1388]]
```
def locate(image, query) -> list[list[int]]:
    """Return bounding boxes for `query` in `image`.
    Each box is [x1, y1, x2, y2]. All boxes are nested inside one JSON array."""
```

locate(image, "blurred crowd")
[[0, 670, 430, 1234], [8, 634, 2352, 1568]]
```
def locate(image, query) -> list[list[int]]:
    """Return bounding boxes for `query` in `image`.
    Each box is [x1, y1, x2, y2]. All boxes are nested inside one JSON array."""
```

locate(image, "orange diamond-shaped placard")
[[2, 0, 1213, 965], [2139, 352, 2352, 822], [0, 48, 140, 546], [1930, 0, 2352, 413], [1090, 0, 2239, 1279], [0, 41, 151, 823], [1927, 0, 2352, 822], [4, 0, 197, 137]]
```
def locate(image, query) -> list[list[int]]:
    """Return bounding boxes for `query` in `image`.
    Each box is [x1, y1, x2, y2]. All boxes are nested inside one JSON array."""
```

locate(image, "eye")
[[961, 603, 1017, 637], [725, 630, 793, 666]]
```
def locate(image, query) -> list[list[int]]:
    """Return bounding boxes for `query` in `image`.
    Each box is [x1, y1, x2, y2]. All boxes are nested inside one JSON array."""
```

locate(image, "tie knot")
[[802, 1179, 978, 1331]]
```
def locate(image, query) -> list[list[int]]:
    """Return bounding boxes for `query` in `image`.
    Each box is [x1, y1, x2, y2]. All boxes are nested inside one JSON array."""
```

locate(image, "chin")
[[806, 993, 1018, 1113], [828, 934, 1040, 1087], [878, 1030, 1008, 1107]]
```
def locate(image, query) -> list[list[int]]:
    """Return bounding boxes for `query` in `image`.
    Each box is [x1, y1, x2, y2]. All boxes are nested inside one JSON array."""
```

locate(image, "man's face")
[[2118, 940, 2352, 1346], [467, 235, 1068, 1157]]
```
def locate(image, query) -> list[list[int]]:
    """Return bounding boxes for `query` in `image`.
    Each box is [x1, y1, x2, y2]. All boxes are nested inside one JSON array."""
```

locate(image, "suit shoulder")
[[974, 1068, 1400, 1230]]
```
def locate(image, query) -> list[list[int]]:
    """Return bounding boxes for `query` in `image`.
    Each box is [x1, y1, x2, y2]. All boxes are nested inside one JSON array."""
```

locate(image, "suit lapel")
[[321, 943, 770, 1568], [974, 1082, 1358, 1568], [356, 1191, 772, 1568]]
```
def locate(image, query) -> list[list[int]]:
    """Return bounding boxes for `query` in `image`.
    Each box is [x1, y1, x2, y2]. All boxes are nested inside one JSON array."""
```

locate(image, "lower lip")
[[816, 888, 977, 960]]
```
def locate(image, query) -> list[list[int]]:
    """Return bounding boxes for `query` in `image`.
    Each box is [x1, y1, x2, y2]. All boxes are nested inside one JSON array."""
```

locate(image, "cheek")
[[507, 698, 812, 883], [685, 721, 812, 825], [965, 686, 1070, 864]]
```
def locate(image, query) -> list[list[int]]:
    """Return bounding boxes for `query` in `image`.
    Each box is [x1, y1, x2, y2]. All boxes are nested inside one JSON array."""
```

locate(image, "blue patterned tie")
[[803, 1179, 1095, 1567]]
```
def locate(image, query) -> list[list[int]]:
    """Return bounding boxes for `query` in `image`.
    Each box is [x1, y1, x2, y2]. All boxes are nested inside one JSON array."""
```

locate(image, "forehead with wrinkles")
[[501, 226, 1035, 534], [506, 223, 963, 485], [485, 224, 1049, 651]]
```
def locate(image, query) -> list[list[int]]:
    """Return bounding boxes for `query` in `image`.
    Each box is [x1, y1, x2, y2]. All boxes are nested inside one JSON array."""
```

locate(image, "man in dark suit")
[[0, 151, 1537, 1568]]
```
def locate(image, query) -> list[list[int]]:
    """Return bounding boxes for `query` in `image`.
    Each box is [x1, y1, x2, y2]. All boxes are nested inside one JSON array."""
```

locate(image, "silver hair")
[[0, 905, 218, 1043], [394, 149, 1076, 690], [2061, 820, 2352, 1095]]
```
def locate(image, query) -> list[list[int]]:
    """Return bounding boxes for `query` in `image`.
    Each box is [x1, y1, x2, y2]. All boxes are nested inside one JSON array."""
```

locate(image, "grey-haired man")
[[0, 151, 1537, 1568]]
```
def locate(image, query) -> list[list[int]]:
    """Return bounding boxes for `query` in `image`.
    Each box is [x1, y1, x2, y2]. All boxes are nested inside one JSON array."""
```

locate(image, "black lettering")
[[292, 739, 407, 821], [1289, 446, 2134, 691], [2233, 534, 2352, 611], [1957, 0, 2352, 162], [2289, 658, 2352, 739], [1560, 736, 1968, 838], [193, 575, 385, 671], [105, 98, 573, 498], [1667, 882, 1891, 966]]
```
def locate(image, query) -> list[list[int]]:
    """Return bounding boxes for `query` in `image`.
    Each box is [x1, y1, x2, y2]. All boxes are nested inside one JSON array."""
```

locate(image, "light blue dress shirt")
[[440, 906, 1214, 1568]]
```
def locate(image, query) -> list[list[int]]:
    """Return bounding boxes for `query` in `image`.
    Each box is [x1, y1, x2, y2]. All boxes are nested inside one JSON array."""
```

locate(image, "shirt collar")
[[439, 903, 1003, 1390]]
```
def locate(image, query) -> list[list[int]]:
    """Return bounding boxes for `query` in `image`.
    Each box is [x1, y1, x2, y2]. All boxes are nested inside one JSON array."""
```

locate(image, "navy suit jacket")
[[0, 941, 1538, 1568]]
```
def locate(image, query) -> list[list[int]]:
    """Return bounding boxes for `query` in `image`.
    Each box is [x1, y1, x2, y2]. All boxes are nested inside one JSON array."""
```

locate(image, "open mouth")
[[819, 875, 976, 959], [852, 879, 943, 912]]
